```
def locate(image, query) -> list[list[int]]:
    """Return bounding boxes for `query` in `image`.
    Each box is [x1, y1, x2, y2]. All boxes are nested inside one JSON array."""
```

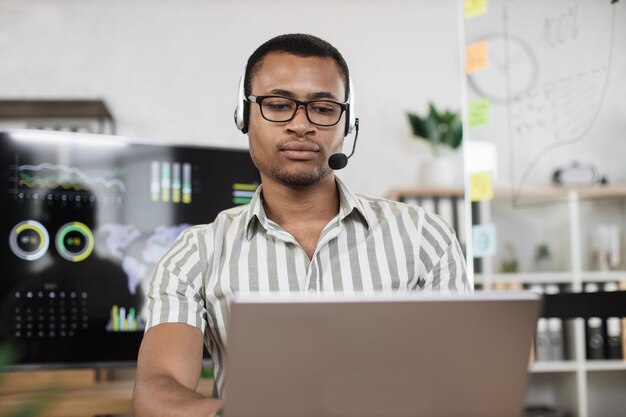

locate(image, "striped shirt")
[[145, 177, 470, 395]]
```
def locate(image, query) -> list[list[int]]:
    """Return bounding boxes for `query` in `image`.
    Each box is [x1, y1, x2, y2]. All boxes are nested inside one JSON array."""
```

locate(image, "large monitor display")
[[0, 130, 260, 367]]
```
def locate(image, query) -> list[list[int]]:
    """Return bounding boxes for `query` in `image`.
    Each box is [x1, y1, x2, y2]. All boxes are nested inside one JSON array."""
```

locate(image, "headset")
[[233, 66, 357, 137]]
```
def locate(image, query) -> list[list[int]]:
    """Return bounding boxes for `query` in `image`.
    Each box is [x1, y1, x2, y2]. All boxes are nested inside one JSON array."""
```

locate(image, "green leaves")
[[0, 344, 17, 367], [407, 102, 463, 155], [201, 364, 215, 379]]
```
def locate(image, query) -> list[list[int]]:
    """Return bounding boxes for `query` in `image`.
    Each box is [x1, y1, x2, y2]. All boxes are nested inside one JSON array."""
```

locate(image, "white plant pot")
[[418, 157, 457, 187]]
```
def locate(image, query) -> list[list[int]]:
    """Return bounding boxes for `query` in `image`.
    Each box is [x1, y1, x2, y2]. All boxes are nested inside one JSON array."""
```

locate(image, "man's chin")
[[270, 167, 330, 189]]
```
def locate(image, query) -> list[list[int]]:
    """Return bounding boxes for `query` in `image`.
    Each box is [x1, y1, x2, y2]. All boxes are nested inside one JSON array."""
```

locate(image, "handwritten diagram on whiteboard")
[[466, 0, 624, 206]]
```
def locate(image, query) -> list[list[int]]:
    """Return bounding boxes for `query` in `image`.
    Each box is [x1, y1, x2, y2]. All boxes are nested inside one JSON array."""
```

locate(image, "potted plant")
[[500, 242, 519, 273], [407, 102, 462, 157], [534, 243, 553, 271], [407, 102, 463, 186]]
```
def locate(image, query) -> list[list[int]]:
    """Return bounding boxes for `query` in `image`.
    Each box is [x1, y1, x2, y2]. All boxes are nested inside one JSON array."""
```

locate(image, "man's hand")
[[133, 323, 223, 417]]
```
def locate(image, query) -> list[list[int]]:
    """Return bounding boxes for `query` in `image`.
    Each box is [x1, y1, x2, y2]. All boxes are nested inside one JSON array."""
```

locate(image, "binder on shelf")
[[604, 282, 623, 360], [536, 318, 551, 362], [471, 201, 482, 274], [545, 284, 565, 361], [585, 283, 605, 360], [620, 280, 626, 360], [606, 318, 623, 359], [530, 285, 551, 362]]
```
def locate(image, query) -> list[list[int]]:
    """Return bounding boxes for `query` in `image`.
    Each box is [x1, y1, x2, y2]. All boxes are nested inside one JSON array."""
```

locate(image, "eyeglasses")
[[247, 95, 347, 127]]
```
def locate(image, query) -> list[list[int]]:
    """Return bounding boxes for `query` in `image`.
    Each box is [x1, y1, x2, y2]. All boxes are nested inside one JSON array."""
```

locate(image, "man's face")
[[247, 52, 346, 189]]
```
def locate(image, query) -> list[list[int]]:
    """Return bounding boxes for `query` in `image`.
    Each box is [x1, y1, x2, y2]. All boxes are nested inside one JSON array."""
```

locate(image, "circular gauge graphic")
[[55, 222, 94, 262], [9, 220, 50, 261], [467, 33, 539, 104]]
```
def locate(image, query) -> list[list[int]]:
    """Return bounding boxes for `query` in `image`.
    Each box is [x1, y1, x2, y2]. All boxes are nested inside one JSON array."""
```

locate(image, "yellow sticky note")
[[466, 40, 489, 73], [469, 98, 490, 128], [465, 0, 487, 19], [470, 171, 494, 202]]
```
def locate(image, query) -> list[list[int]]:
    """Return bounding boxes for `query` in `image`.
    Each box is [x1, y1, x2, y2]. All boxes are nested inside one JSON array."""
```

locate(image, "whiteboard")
[[465, 0, 626, 205]]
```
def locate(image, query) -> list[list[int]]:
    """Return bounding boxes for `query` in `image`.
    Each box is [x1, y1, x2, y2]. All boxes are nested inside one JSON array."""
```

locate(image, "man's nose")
[[286, 105, 316, 135]]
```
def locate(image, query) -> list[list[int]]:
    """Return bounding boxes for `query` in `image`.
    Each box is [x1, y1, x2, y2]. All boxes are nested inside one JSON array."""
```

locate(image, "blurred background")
[[1, 1, 625, 417], [0, 0, 465, 197]]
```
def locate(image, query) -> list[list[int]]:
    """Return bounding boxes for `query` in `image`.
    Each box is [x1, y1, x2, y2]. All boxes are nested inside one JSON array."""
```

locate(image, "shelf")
[[529, 361, 579, 373], [475, 272, 574, 284], [580, 271, 626, 282], [585, 361, 626, 372], [386, 187, 464, 201], [529, 361, 626, 373], [490, 185, 626, 206], [386, 185, 626, 207], [475, 271, 626, 285]]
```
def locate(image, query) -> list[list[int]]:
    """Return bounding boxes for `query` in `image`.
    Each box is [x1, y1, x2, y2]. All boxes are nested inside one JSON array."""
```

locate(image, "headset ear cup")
[[234, 103, 243, 131], [234, 68, 248, 133], [241, 101, 250, 134], [345, 77, 356, 136]]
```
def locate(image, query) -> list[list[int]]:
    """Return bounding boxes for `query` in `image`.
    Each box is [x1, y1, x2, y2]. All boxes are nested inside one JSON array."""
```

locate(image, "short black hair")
[[244, 33, 350, 101]]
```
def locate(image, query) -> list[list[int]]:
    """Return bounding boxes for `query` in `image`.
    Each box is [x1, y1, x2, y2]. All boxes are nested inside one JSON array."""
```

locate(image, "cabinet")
[[389, 186, 626, 417], [476, 186, 626, 417], [0, 99, 116, 134]]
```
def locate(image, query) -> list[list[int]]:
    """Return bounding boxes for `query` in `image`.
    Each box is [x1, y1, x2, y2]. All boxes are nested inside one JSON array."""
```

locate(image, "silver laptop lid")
[[225, 292, 542, 417]]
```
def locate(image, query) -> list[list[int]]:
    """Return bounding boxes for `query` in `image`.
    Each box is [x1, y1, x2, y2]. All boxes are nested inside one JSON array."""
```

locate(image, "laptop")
[[224, 291, 542, 417]]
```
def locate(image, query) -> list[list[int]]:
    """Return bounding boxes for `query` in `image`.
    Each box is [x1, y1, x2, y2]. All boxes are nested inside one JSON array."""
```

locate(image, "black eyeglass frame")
[[247, 95, 348, 127]]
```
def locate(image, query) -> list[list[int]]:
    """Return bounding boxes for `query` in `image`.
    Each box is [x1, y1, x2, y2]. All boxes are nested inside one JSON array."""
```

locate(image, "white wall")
[[0, 0, 465, 198]]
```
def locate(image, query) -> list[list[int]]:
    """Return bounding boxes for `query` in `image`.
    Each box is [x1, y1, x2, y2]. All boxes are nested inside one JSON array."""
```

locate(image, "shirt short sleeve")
[[418, 210, 472, 293], [144, 226, 208, 333]]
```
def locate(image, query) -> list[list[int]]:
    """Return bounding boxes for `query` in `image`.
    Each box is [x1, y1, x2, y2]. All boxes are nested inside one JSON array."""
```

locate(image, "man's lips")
[[279, 141, 320, 160], [280, 142, 320, 152]]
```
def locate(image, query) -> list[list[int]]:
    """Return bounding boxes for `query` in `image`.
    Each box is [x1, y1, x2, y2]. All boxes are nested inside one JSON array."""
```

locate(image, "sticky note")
[[473, 223, 497, 258], [466, 40, 489, 73], [470, 171, 494, 202], [465, 0, 487, 18], [468, 98, 490, 128]]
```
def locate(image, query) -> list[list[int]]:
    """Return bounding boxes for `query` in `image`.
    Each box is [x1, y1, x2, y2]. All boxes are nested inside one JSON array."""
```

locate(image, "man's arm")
[[416, 210, 471, 293], [423, 237, 472, 293], [133, 323, 223, 417]]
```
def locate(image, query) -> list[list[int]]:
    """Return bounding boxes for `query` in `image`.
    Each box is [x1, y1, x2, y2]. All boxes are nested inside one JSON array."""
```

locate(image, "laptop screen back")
[[225, 292, 541, 417]]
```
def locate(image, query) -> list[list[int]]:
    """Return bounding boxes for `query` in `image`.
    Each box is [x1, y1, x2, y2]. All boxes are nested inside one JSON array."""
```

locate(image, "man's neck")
[[261, 175, 340, 228]]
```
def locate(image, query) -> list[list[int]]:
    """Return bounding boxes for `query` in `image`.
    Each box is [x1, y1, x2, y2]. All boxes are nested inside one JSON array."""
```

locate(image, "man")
[[133, 33, 470, 417]]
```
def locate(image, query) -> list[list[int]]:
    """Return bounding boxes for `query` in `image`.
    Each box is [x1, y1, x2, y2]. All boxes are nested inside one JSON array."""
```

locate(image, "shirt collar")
[[243, 184, 266, 241], [335, 176, 370, 229], [244, 177, 370, 241]]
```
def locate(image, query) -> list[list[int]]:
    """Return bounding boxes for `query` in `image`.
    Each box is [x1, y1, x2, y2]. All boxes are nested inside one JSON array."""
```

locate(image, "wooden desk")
[[0, 370, 214, 417]]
